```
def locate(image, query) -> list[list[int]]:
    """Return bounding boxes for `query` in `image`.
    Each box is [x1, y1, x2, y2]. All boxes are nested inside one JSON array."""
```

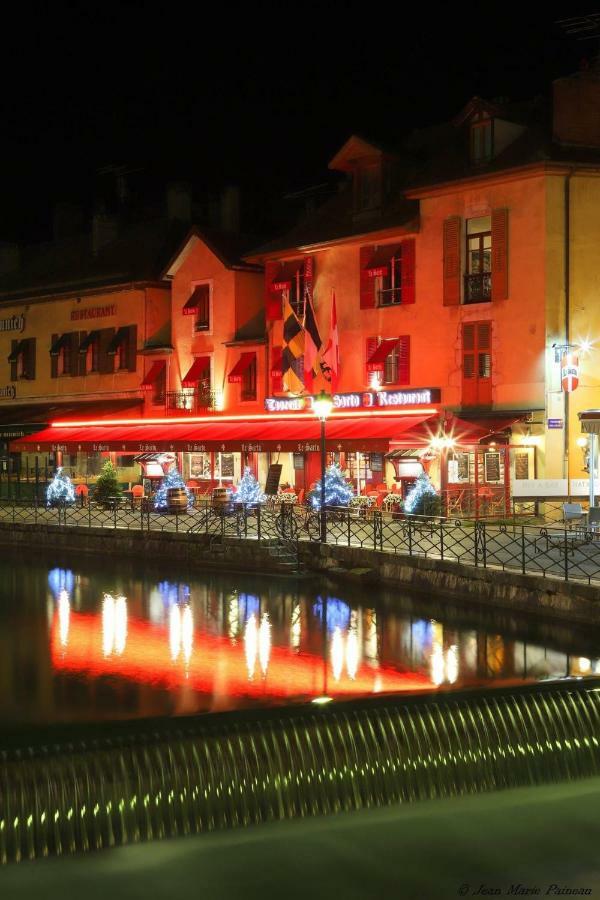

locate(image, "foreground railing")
[[2, 499, 600, 586], [1, 679, 600, 863]]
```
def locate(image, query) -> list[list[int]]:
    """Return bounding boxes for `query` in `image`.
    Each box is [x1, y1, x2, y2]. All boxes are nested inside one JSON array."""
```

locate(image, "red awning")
[[182, 285, 209, 316], [140, 360, 166, 391], [271, 260, 303, 292], [182, 357, 210, 387], [365, 245, 400, 277], [228, 352, 255, 383], [12, 413, 434, 454], [367, 338, 399, 372]]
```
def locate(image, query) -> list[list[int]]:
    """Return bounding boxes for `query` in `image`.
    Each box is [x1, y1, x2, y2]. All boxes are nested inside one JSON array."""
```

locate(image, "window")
[[470, 119, 493, 164], [59, 341, 72, 376], [107, 325, 137, 372], [355, 165, 381, 211], [360, 240, 415, 309], [9, 338, 36, 380], [193, 284, 210, 331], [241, 355, 257, 401], [366, 336, 410, 386], [289, 267, 306, 319], [462, 321, 492, 406], [378, 253, 402, 306], [465, 217, 492, 303]]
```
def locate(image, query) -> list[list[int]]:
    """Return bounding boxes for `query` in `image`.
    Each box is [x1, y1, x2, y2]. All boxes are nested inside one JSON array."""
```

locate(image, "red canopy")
[[12, 413, 435, 454], [367, 338, 399, 372], [228, 352, 255, 383], [182, 356, 210, 387], [140, 360, 166, 391]]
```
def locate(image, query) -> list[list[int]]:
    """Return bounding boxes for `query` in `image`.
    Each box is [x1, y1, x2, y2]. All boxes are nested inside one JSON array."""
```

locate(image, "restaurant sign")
[[264, 388, 440, 413]]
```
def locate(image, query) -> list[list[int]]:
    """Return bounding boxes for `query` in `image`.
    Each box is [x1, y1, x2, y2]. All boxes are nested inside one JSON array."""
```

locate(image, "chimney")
[[553, 68, 600, 148], [53, 202, 84, 241], [0, 242, 19, 275], [220, 185, 241, 233], [166, 182, 192, 224], [92, 209, 119, 255]]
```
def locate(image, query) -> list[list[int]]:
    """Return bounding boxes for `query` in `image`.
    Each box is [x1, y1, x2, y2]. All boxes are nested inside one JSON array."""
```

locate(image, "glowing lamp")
[[577, 436, 588, 448], [312, 390, 333, 421]]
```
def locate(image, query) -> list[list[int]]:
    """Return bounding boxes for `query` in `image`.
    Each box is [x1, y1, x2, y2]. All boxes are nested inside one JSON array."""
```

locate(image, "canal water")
[[2, 550, 600, 727]]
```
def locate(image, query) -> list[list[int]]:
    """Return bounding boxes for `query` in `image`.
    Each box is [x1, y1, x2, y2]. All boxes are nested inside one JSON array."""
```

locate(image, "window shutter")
[[126, 324, 137, 372], [477, 322, 492, 404], [365, 336, 378, 381], [360, 246, 376, 308], [265, 261, 283, 321], [50, 334, 59, 379], [26, 339, 36, 380], [443, 216, 461, 306], [69, 332, 79, 377], [98, 328, 115, 374], [78, 332, 87, 375], [10, 340, 17, 381], [397, 336, 410, 384], [400, 239, 415, 304], [491, 208, 508, 300], [462, 323, 476, 405]]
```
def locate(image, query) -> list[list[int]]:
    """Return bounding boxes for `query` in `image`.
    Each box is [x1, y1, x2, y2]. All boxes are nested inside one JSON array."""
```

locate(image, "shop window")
[[462, 321, 492, 406], [9, 338, 36, 380]]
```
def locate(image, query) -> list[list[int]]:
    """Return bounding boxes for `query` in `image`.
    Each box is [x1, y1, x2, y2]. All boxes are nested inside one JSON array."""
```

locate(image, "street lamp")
[[313, 390, 334, 543]]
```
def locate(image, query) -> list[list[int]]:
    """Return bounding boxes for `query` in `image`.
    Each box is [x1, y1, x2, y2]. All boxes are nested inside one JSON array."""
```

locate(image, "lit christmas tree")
[[404, 472, 441, 517], [309, 463, 354, 510], [46, 467, 75, 507], [234, 467, 265, 505], [93, 460, 122, 505], [154, 466, 193, 511]]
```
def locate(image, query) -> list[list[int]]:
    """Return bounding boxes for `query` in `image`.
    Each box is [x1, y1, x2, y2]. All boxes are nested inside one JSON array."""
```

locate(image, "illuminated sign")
[[0, 314, 25, 333], [265, 388, 440, 413], [561, 353, 579, 393]]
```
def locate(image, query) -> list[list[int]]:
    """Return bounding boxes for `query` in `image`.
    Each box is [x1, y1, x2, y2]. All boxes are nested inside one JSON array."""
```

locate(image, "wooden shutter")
[[477, 322, 492, 404], [400, 239, 415, 304], [491, 208, 508, 300], [397, 336, 410, 384], [265, 260, 283, 321], [50, 334, 59, 379], [443, 216, 461, 306], [462, 323, 476, 405], [98, 328, 115, 374], [10, 340, 17, 381], [25, 339, 36, 380], [360, 246, 376, 308], [126, 324, 137, 372], [77, 331, 87, 375]]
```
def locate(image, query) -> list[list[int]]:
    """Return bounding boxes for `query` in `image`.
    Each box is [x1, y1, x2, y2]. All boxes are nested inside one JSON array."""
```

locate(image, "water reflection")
[[2, 553, 600, 725]]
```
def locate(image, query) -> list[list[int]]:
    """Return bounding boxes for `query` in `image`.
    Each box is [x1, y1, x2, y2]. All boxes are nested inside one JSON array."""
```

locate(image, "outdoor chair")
[[562, 502, 587, 530]]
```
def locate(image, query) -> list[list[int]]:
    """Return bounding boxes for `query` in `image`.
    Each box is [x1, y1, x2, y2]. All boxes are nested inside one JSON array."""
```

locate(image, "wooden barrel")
[[167, 487, 188, 513], [212, 487, 230, 509]]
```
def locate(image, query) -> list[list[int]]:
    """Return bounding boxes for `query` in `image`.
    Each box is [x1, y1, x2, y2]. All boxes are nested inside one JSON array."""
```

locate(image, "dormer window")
[[470, 119, 493, 164], [355, 165, 381, 211]]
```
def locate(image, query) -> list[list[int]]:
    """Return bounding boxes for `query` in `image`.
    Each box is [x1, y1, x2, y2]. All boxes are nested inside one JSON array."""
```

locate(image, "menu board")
[[457, 452, 470, 481], [484, 452, 501, 483], [370, 453, 384, 472], [264, 464, 282, 495], [515, 452, 529, 480], [219, 453, 234, 478], [293, 453, 304, 470]]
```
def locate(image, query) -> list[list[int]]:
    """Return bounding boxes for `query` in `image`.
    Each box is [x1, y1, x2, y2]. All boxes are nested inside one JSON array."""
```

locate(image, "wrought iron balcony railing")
[[166, 390, 217, 414], [464, 272, 492, 303]]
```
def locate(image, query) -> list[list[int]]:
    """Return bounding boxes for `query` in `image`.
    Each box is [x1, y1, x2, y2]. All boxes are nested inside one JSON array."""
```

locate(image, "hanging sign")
[[561, 353, 579, 393]]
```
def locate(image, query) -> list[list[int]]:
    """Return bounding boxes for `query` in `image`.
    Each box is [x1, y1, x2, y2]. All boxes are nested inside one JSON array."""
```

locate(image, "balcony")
[[464, 272, 491, 304], [166, 389, 218, 414]]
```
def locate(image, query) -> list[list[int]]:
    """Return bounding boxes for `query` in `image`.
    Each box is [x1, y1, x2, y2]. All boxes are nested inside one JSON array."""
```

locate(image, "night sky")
[[0, 7, 593, 243]]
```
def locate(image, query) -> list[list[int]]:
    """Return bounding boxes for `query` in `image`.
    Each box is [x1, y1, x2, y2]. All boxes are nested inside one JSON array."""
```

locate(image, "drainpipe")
[[564, 171, 573, 499]]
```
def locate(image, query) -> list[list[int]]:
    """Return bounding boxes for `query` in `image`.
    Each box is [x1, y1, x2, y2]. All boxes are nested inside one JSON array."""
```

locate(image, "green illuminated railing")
[[2, 680, 600, 863]]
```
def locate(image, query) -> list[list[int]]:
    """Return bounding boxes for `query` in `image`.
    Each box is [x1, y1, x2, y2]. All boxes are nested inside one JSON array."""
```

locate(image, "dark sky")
[[0, 5, 593, 242]]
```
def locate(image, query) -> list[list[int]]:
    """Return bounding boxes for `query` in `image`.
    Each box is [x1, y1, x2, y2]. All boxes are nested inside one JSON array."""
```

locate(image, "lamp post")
[[312, 390, 333, 543]]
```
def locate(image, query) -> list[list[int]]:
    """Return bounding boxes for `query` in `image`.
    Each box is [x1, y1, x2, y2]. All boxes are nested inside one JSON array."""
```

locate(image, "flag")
[[282, 290, 305, 395], [303, 284, 322, 393], [320, 290, 339, 390]]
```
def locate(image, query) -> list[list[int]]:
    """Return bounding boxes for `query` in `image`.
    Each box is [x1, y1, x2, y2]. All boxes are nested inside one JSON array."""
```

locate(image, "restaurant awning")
[[579, 410, 600, 435], [107, 327, 128, 355], [49, 334, 71, 357], [140, 360, 166, 391], [7, 340, 27, 362], [182, 285, 209, 316], [366, 338, 399, 372], [228, 352, 255, 383], [181, 356, 210, 387], [11, 412, 435, 454], [365, 245, 401, 277], [78, 330, 99, 353]]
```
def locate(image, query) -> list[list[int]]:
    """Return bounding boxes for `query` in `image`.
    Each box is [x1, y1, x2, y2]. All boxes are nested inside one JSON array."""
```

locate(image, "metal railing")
[[464, 271, 491, 303], [3, 497, 600, 586]]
